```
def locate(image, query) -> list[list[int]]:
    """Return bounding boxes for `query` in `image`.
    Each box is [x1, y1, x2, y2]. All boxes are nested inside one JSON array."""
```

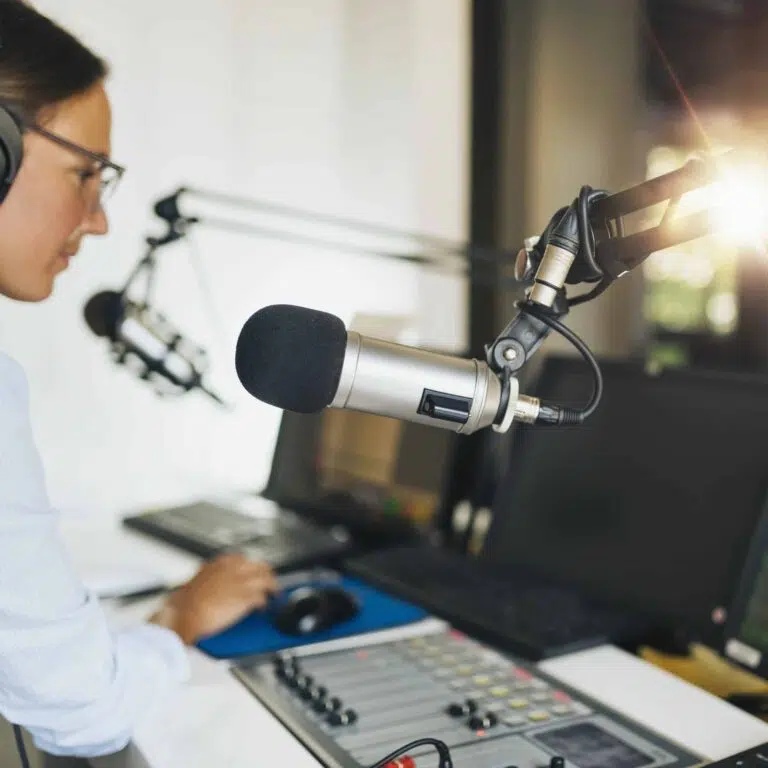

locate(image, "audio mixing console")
[[233, 624, 702, 768]]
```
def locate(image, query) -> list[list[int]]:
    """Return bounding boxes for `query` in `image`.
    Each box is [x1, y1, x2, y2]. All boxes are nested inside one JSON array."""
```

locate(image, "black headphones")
[[0, 104, 23, 203]]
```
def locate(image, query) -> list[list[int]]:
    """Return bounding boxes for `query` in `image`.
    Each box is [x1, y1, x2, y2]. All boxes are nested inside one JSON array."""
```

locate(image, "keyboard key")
[[472, 675, 492, 686], [503, 714, 527, 728], [467, 689, 486, 700], [508, 698, 529, 709], [551, 704, 573, 716], [490, 686, 510, 697], [528, 710, 550, 722]]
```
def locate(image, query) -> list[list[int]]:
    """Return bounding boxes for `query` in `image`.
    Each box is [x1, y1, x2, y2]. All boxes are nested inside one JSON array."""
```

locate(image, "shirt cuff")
[[123, 623, 192, 684]]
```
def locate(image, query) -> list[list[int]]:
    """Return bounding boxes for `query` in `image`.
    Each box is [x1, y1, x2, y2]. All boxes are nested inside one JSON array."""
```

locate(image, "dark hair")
[[0, 0, 108, 125]]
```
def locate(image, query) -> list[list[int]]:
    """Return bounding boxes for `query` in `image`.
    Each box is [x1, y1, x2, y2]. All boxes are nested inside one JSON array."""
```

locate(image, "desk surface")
[[59, 512, 768, 768]]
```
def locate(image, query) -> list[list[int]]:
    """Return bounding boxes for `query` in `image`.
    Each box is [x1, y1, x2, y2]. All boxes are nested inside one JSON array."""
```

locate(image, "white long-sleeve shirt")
[[0, 350, 189, 757]]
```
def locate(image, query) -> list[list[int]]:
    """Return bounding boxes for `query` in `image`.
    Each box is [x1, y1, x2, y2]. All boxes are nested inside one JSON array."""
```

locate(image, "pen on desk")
[[116, 585, 172, 604]]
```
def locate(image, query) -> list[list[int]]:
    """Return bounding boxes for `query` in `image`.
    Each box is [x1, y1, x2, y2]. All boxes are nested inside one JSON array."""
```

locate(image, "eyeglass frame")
[[25, 123, 125, 207]]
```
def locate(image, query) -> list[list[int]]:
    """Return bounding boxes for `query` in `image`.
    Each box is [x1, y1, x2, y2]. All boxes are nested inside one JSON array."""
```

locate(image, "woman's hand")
[[149, 553, 278, 645]]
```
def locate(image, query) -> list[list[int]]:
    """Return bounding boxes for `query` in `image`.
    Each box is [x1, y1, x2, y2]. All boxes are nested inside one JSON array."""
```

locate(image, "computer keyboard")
[[123, 501, 352, 571], [344, 545, 650, 660]]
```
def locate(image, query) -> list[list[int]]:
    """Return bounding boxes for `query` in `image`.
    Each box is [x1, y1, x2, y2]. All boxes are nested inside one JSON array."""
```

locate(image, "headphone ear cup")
[[0, 106, 23, 203]]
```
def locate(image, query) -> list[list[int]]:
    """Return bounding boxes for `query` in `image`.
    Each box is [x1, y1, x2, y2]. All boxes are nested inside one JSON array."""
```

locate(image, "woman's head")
[[0, 1, 119, 302]]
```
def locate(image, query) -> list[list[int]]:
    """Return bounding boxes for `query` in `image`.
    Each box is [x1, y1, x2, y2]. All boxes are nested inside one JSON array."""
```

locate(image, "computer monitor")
[[262, 406, 457, 536], [482, 355, 768, 640]]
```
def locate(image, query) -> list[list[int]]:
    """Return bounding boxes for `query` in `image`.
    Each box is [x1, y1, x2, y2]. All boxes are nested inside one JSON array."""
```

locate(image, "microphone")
[[235, 304, 520, 434], [83, 290, 226, 404]]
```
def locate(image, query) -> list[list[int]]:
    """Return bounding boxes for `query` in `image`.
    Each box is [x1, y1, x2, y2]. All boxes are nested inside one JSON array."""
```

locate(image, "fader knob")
[[316, 696, 343, 714], [468, 712, 498, 730], [446, 699, 478, 718], [302, 683, 327, 702], [311, 685, 328, 700], [327, 709, 358, 727], [275, 654, 298, 672]]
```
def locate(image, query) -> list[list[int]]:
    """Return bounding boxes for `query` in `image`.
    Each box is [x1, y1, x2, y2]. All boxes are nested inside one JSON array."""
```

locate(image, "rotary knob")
[[327, 709, 358, 727]]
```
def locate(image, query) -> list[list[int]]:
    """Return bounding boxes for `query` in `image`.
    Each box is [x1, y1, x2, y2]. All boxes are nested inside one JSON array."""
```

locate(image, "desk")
[[55, 513, 768, 767]]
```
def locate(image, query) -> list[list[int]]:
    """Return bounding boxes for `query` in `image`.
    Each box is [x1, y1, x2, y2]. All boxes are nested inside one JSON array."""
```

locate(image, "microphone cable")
[[368, 737, 453, 768], [515, 183, 608, 427], [520, 301, 603, 426]]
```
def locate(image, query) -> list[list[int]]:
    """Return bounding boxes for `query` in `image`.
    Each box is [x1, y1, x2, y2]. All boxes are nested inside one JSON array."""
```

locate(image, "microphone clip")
[[485, 293, 569, 378], [150, 188, 200, 248]]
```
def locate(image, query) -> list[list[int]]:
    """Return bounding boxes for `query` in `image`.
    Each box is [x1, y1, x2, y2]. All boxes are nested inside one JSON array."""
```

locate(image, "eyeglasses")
[[27, 124, 125, 211]]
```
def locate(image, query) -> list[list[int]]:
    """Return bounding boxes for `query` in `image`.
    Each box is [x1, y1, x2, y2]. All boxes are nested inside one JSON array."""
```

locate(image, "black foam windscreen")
[[235, 304, 347, 413], [84, 290, 123, 339]]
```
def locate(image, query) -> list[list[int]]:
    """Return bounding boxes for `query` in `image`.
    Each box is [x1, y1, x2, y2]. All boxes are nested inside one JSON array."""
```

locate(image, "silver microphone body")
[[84, 289, 226, 404], [330, 332, 509, 434], [119, 304, 204, 386]]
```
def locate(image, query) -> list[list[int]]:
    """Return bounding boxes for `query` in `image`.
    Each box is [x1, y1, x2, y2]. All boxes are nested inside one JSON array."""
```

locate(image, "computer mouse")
[[269, 584, 361, 636]]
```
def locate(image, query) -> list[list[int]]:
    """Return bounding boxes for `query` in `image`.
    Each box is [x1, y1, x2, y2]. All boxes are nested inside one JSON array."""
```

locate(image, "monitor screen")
[[262, 407, 456, 531], [720, 498, 768, 678], [482, 355, 768, 630]]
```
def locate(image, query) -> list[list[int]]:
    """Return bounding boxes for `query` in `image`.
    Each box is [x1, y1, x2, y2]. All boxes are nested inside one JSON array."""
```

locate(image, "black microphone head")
[[236, 304, 347, 413], [154, 189, 183, 223], [84, 290, 123, 339]]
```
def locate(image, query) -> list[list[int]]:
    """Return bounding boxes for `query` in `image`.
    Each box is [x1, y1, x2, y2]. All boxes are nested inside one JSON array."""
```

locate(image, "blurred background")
[[3, 0, 768, 520]]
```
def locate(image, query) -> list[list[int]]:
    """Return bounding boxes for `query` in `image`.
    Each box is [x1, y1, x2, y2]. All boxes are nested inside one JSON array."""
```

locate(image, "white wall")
[[525, 0, 647, 356], [0, 0, 470, 515], [498, 0, 647, 360]]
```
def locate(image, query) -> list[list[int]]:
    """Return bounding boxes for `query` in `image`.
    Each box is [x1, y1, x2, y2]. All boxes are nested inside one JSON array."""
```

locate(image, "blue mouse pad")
[[196, 576, 428, 659]]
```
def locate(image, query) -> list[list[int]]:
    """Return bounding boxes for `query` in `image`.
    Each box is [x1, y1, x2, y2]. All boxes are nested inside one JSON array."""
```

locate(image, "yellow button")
[[508, 698, 529, 709], [528, 710, 550, 722]]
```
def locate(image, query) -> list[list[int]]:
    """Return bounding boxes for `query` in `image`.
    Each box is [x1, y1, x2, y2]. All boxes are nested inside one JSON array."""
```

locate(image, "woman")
[[0, 2, 278, 758]]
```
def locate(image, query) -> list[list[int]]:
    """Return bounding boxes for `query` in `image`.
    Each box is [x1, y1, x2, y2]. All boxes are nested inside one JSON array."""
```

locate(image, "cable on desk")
[[12, 724, 30, 768], [368, 738, 453, 768]]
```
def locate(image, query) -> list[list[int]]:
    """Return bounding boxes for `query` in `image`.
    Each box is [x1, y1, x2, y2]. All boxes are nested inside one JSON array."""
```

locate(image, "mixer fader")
[[233, 625, 701, 768]]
